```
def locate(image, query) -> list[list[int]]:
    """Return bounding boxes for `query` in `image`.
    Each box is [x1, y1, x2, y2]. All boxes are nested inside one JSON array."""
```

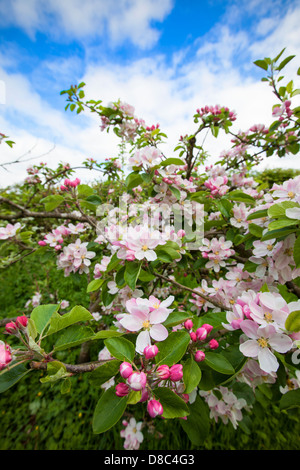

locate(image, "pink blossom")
[[118, 296, 173, 354], [0, 341, 12, 370], [0, 223, 22, 240], [239, 320, 293, 373]]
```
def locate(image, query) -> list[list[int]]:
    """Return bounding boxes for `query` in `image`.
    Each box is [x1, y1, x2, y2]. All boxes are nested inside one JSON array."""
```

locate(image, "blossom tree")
[[0, 49, 300, 449]]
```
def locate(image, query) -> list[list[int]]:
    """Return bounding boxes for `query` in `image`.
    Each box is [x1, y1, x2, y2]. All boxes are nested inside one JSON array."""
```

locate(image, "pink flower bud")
[[0, 342, 12, 370], [115, 383, 130, 397], [202, 323, 213, 334], [144, 344, 159, 359], [127, 371, 147, 391], [147, 399, 163, 418], [156, 364, 170, 380], [38, 240, 47, 246], [169, 364, 183, 381], [196, 327, 208, 341], [5, 321, 18, 335], [209, 339, 219, 350], [119, 362, 133, 379], [190, 331, 197, 342], [16, 315, 28, 328], [195, 350, 206, 362], [184, 319, 193, 330]]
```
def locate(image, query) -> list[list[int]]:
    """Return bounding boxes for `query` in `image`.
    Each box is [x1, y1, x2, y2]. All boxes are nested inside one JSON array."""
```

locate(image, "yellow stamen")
[[257, 338, 268, 348], [143, 320, 150, 329], [264, 312, 273, 322]]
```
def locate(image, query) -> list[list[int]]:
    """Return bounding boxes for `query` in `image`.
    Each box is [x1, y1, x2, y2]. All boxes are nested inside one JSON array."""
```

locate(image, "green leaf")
[[87, 278, 104, 293], [225, 191, 255, 205], [268, 218, 298, 231], [93, 387, 128, 434], [104, 336, 135, 363], [40, 195, 64, 211], [53, 324, 95, 352], [89, 360, 121, 387], [183, 357, 202, 394], [204, 352, 235, 375], [180, 396, 210, 445], [77, 184, 94, 198], [125, 172, 143, 190], [285, 310, 300, 332], [93, 330, 124, 339], [279, 389, 300, 410], [30, 304, 59, 335], [248, 223, 263, 238], [155, 244, 181, 262], [247, 209, 268, 221], [159, 157, 185, 167], [138, 269, 155, 282], [253, 59, 268, 71], [261, 227, 297, 241], [46, 305, 93, 336], [156, 330, 190, 366], [153, 387, 189, 419], [169, 185, 181, 200], [268, 201, 298, 219], [163, 311, 193, 328], [124, 261, 142, 290], [294, 235, 300, 268], [277, 55, 295, 72], [0, 363, 31, 394], [40, 361, 70, 384]]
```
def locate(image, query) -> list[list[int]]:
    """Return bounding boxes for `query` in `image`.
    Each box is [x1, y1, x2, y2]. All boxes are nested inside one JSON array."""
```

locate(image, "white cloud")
[[0, 0, 174, 49]]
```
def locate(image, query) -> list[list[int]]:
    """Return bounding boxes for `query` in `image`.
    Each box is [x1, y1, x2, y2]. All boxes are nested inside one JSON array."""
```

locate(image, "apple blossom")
[[239, 320, 294, 374]]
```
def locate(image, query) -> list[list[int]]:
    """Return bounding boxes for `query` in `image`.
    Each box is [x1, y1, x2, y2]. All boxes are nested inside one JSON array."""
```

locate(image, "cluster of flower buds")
[[195, 105, 237, 122], [115, 345, 168, 419], [5, 315, 28, 335], [156, 363, 183, 381], [184, 320, 218, 361], [60, 178, 81, 191]]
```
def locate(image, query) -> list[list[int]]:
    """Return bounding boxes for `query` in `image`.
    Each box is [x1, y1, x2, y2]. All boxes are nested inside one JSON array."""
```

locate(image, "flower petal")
[[239, 339, 259, 358], [136, 330, 151, 354], [150, 323, 168, 342], [257, 347, 279, 374]]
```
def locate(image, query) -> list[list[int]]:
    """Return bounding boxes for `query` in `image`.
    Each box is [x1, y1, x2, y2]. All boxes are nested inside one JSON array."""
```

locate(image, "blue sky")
[[0, 0, 300, 186]]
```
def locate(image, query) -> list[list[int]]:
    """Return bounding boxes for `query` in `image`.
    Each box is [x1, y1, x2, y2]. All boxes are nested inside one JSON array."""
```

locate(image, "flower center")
[[264, 312, 273, 322], [143, 320, 150, 329], [257, 337, 268, 348], [142, 245, 148, 251], [153, 302, 160, 309], [267, 244, 273, 251], [288, 191, 295, 198]]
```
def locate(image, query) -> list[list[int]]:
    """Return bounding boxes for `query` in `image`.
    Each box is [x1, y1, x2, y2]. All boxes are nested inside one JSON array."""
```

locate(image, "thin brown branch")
[[154, 271, 231, 311]]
